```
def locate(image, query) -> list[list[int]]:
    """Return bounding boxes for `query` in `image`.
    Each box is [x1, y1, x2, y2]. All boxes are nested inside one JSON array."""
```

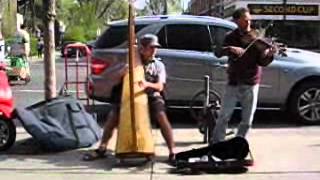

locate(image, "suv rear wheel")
[[288, 81, 320, 124]]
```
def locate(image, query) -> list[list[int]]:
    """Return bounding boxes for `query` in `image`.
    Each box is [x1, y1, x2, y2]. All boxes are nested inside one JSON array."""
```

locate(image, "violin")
[[240, 30, 273, 54], [237, 30, 287, 66], [241, 30, 287, 56]]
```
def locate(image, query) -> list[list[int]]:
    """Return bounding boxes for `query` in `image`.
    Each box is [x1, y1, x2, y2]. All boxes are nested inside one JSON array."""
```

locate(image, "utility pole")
[[283, 0, 287, 21], [163, 0, 168, 15], [208, 0, 212, 16], [43, 0, 56, 100]]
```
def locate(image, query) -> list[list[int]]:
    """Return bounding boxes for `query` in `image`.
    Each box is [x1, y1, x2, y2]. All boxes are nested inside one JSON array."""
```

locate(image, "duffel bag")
[[15, 95, 102, 152]]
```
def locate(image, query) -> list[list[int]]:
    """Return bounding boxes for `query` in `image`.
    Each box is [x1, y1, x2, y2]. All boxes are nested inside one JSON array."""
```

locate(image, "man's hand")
[[223, 46, 245, 59], [138, 80, 149, 90], [138, 80, 164, 92], [263, 46, 277, 57]]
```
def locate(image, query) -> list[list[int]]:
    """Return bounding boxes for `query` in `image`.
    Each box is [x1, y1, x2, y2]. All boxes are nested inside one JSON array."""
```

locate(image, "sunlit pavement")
[[1, 126, 320, 180]]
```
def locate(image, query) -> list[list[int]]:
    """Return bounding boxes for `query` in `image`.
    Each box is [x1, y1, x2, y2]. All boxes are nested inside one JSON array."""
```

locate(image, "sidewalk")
[[1, 126, 320, 180], [28, 50, 62, 62], [28, 56, 43, 62]]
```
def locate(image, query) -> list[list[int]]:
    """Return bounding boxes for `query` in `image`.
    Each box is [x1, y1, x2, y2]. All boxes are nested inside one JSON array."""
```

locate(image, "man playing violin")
[[212, 7, 277, 143]]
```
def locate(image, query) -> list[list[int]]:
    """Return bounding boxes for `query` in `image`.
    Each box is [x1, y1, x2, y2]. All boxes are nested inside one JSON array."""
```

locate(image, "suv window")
[[158, 24, 212, 52], [95, 25, 147, 48], [210, 26, 232, 49]]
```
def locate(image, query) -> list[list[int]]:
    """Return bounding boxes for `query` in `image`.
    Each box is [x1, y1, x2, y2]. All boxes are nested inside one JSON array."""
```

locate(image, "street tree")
[[0, 0, 17, 37], [17, 0, 40, 30], [144, 0, 182, 15], [0, 0, 4, 31], [42, 0, 56, 100]]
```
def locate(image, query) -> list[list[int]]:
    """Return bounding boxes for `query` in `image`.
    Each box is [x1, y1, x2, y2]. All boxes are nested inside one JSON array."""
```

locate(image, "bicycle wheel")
[[189, 90, 221, 123], [189, 90, 221, 143]]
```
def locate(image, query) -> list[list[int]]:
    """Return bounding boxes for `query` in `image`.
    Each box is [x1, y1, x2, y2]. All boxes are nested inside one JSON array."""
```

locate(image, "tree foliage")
[[15, 0, 184, 42], [141, 0, 182, 15], [71, 0, 128, 23], [61, 0, 128, 41], [0, 0, 17, 37]]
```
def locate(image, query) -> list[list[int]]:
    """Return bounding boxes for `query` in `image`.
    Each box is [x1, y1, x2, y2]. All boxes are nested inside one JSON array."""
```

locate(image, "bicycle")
[[189, 75, 221, 145]]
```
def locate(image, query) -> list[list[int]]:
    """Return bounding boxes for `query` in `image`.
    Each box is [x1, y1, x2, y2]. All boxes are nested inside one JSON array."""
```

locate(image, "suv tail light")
[[91, 57, 110, 75]]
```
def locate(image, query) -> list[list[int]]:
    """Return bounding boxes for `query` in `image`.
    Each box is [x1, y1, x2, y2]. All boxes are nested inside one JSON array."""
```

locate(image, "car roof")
[[109, 15, 237, 29]]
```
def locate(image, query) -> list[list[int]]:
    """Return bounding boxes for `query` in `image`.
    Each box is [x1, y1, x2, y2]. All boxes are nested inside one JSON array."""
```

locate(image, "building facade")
[[189, 0, 224, 17], [190, 0, 320, 51], [224, 0, 320, 51]]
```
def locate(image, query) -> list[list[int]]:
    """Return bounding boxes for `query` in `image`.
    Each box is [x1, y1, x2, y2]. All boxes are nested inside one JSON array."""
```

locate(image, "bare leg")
[[99, 108, 119, 150], [82, 108, 119, 161], [156, 111, 175, 155]]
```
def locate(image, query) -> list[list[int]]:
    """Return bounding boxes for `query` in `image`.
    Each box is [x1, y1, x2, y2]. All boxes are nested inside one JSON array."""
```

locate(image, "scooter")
[[5, 55, 31, 84], [0, 63, 16, 151], [5, 34, 31, 84]]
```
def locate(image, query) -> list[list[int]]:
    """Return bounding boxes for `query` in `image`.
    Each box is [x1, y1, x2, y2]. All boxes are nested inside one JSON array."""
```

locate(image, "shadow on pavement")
[[167, 108, 305, 129], [1, 137, 44, 155], [0, 137, 171, 173]]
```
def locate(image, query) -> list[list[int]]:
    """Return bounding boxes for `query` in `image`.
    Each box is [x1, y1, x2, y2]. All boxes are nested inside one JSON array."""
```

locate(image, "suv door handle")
[[212, 62, 228, 68]]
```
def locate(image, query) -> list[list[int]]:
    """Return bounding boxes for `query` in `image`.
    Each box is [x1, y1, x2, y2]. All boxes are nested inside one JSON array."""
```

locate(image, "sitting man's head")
[[139, 34, 161, 62]]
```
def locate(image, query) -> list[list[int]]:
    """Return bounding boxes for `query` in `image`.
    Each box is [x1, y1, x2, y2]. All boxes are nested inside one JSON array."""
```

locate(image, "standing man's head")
[[233, 7, 251, 32], [139, 34, 161, 62]]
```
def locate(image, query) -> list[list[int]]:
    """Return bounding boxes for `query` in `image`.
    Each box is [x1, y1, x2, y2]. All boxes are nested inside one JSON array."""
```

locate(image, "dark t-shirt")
[[223, 29, 273, 85]]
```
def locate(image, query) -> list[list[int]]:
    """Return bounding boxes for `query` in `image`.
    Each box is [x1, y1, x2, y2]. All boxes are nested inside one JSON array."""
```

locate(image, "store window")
[[254, 20, 320, 50]]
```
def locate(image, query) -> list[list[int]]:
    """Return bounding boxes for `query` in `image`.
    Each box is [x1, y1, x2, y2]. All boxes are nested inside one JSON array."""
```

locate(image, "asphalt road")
[[11, 57, 79, 107]]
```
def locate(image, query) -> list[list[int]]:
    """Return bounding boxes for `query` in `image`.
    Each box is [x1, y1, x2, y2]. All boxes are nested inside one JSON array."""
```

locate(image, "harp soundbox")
[[115, 0, 155, 158]]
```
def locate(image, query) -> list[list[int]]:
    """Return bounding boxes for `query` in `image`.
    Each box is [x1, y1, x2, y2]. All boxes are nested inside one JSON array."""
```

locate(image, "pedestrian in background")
[[212, 7, 277, 143], [59, 21, 65, 47], [37, 37, 44, 58], [10, 24, 30, 60]]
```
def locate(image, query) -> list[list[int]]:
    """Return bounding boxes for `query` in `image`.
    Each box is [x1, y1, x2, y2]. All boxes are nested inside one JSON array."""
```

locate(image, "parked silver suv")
[[87, 15, 320, 124]]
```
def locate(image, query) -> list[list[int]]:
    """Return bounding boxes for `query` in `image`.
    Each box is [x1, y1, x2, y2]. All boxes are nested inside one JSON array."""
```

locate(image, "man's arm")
[[215, 32, 244, 59], [222, 46, 245, 59], [139, 61, 166, 92], [138, 80, 164, 92]]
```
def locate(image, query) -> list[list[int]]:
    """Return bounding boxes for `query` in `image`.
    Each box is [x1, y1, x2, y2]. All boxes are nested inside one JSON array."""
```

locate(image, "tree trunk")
[[43, 0, 56, 100], [0, 0, 4, 31]]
